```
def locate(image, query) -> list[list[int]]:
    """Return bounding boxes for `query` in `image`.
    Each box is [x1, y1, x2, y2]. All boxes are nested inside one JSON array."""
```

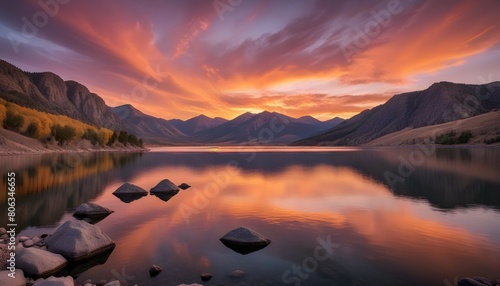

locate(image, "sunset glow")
[[1, 0, 499, 120]]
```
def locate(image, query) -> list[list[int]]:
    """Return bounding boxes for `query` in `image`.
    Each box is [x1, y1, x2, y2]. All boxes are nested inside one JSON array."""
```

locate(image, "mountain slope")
[[111, 104, 186, 143], [365, 110, 500, 146], [294, 81, 500, 145], [168, 114, 228, 136]]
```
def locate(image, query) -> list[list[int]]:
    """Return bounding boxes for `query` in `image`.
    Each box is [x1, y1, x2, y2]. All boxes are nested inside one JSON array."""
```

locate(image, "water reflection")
[[0, 152, 143, 228], [1, 148, 499, 285]]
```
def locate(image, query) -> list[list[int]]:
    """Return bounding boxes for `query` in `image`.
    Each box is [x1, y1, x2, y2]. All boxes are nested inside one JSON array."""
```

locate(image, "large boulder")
[[45, 220, 115, 261], [0, 269, 26, 286], [220, 227, 271, 255], [33, 276, 74, 286], [16, 247, 67, 277], [113, 183, 147, 195], [150, 179, 179, 194]]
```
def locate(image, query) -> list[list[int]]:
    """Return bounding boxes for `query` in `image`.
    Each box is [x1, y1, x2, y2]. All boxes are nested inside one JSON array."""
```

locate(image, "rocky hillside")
[[294, 81, 500, 145]]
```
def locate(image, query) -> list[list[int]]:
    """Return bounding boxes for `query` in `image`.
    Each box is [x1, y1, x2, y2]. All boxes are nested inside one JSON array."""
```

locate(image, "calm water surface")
[[1, 147, 499, 286]]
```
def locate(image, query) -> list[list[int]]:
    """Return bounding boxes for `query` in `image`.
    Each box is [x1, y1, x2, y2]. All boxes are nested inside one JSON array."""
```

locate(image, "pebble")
[[23, 239, 35, 247], [149, 264, 163, 276], [230, 270, 246, 278], [32, 236, 41, 244], [0, 228, 6, 235], [0, 234, 8, 241], [200, 272, 213, 281], [18, 236, 29, 242]]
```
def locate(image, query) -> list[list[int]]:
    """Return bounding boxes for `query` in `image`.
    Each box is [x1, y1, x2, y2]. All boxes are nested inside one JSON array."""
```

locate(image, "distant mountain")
[[168, 114, 228, 136], [111, 104, 186, 144], [294, 81, 500, 145], [192, 111, 343, 144], [295, 116, 344, 130]]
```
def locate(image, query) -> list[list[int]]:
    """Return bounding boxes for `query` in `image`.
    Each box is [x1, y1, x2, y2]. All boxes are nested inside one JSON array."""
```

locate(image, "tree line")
[[1, 100, 143, 147]]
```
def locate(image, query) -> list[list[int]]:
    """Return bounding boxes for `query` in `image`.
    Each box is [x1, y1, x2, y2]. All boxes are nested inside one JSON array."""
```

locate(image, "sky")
[[0, 0, 499, 121]]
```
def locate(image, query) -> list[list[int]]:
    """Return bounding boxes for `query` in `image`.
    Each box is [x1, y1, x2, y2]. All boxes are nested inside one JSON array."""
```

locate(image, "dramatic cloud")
[[0, 0, 498, 120]]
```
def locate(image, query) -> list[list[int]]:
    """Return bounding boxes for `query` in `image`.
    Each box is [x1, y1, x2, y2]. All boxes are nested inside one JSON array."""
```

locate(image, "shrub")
[[435, 130, 474, 145], [118, 131, 128, 145], [3, 111, 24, 131], [82, 128, 99, 145], [108, 131, 118, 146], [52, 124, 77, 146], [458, 131, 473, 144], [25, 122, 39, 138]]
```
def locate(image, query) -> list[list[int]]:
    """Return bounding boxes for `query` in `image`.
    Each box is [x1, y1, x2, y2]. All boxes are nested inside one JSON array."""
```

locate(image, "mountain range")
[[2, 58, 499, 146], [294, 81, 500, 145], [0, 59, 343, 145]]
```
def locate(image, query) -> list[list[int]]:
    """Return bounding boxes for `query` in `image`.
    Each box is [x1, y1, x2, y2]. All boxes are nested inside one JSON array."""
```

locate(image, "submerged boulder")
[[150, 179, 180, 194], [220, 227, 271, 255], [73, 203, 114, 223], [74, 203, 113, 217], [178, 183, 191, 190], [33, 276, 74, 286], [16, 247, 67, 277], [45, 220, 115, 261], [113, 183, 148, 195]]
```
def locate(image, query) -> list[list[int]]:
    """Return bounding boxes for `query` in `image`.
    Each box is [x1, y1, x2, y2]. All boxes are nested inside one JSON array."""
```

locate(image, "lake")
[[1, 147, 500, 286]]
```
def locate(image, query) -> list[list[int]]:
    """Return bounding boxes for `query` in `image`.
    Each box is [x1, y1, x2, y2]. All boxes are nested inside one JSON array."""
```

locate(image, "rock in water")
[[74, 203, 114, 216], [113, 183, 148, 195], [178, 183, 191, 190], [220, 226, 271, 255], [45, 220, 115, 261], [230, 270, 246, 278], [200, 272, 212, 281], [0, 269, 26, 286], [113, 183, 148, 203], [73, 202, 114, 223], [149, 265, 163, 276], [33, 276, 74, 286], [16, 247, 67, 277], [150, 179, 180, 194]]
